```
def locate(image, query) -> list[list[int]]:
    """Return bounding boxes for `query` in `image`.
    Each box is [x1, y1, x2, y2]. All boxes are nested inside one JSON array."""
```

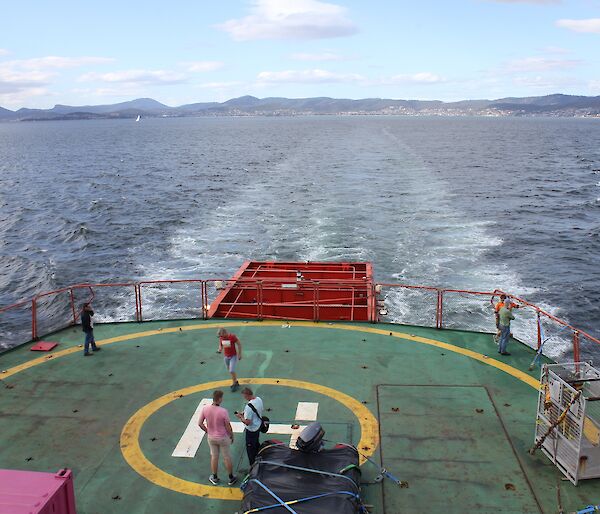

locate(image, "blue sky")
[[1, 0, 599, 109]]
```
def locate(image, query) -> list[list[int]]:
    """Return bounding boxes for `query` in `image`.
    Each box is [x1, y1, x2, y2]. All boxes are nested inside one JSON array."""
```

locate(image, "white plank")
[[171, 398, 212, 458], [295, 402, 319, 421], [289, 426, 306, 449], [231, 421, 246, 433]]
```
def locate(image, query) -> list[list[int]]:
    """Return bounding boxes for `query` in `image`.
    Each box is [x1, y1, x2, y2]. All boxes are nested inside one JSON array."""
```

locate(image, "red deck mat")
[[30, 341, 58, 351]]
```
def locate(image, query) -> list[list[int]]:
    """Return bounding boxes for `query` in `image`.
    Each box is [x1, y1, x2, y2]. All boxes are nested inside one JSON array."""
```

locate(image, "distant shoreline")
[[2, 93, 600, 123], [4, 111, 600, 123]]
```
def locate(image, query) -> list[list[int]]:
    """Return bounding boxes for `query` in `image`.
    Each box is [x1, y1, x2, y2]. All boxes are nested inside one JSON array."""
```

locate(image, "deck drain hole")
[[392, 407, 399, 412], [72, 409, 78, 413], [504, 403, 511, 407], [504, 483, 515, 491], [25, 457, 33, 462], [361, 365, 368, 369], [475, 408, 484, 413], [112, 495, 122, 500]]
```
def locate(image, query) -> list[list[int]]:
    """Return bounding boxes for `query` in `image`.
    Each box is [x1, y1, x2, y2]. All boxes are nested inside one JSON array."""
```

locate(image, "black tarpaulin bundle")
[[240, 441, 363, 514]]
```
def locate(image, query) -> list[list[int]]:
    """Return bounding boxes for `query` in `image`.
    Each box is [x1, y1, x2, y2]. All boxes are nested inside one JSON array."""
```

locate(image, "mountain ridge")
[[1, 94, 600, 121]]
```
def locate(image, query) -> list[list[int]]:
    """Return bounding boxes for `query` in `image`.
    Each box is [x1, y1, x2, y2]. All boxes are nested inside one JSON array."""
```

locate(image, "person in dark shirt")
[[81, 303, 101, 356]]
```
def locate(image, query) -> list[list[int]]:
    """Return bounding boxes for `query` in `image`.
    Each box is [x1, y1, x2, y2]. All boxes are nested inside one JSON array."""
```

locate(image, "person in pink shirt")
[[198, 389, 237, 486]]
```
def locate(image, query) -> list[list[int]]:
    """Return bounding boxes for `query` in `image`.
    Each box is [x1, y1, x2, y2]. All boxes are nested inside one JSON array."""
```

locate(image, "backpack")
[[247, 402, 270, 433]]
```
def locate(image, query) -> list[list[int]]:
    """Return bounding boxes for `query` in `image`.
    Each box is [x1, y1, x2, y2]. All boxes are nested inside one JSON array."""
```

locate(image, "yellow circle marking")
[[1, 321, 540, 389], [120, 378, 379, 500]]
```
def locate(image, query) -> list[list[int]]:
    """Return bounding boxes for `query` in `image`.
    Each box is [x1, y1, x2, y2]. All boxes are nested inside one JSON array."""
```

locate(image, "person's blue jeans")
[[84, 330, 97, 354], [499, 325, 510, 353]]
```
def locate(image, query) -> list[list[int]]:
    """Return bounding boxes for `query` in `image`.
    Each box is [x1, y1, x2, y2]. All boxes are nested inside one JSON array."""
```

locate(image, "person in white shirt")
[[235, 387, 263, 465]]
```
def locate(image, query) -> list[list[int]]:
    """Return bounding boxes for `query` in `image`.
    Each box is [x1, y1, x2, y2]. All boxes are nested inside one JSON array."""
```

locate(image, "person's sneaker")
[[83, 352, 93, 356], [209, 474, 220, 485], [92, 347, 102, 352], [500, 352, 511, 356], [228, 475, 238, 486], [230, 382, 239, 392]]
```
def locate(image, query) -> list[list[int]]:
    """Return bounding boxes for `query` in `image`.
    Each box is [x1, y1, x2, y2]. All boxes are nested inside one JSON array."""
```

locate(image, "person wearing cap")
[[498, 301, 515, 355]]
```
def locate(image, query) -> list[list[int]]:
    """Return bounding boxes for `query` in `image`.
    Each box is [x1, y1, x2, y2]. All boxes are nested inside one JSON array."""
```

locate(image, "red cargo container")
[[208, 261, 375, 322], [0, 469, 77, 514]]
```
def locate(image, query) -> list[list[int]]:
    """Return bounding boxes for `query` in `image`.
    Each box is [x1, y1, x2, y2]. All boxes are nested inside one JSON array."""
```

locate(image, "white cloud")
[[512, 75, 581, 88], [0, 49, 9, 56], [290, 52, 349, 61], [0, 87, 49, 108], [0, 55, 115, 108], [78, 69, 187, 85], [589, 80, 600, 94], [182, 61, 225, 72], [504, 56, 581, 72], [0, 68, 54, 95], [257, 68, 364, 83], [382, 72, 445, 85], [218, 0, 358, 41], [556, 18, 600, 34], [5, 56, 114, 70]]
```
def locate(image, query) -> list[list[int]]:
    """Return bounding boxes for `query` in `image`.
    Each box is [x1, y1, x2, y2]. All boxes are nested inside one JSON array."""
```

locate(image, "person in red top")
[[217, 328, 242, 391]]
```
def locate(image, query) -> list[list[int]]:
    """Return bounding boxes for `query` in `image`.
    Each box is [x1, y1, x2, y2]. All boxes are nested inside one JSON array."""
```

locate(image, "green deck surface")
[[1, 319, 598, 514]]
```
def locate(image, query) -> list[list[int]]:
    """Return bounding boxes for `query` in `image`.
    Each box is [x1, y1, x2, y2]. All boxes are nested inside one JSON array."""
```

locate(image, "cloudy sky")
[[1, 0, 599, 109]]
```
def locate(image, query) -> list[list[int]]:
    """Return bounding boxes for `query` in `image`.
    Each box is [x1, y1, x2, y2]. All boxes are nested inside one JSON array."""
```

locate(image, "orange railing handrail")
[[1, 278, 599, 353]]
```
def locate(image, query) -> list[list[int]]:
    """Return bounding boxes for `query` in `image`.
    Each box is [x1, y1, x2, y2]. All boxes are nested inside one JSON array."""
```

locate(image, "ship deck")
[[1, 319, 597, 514]]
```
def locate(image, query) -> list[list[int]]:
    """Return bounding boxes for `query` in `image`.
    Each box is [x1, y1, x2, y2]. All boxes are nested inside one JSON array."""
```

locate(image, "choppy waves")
[[0, 116, 599, 356]]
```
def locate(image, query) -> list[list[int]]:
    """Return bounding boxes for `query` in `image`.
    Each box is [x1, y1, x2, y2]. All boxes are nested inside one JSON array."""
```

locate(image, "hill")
[[1, 94, 600, 121]]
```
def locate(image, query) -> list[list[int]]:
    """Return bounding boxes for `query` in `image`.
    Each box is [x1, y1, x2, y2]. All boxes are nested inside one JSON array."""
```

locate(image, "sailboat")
[[135, 115, 141, 122]]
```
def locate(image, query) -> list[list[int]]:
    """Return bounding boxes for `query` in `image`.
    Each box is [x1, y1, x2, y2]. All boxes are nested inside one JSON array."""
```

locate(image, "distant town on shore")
[[2, 93, 600, 122]]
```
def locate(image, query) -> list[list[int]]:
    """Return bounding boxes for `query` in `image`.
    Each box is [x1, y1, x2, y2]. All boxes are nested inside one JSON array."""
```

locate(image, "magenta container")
[[0, 469, 77, 514]]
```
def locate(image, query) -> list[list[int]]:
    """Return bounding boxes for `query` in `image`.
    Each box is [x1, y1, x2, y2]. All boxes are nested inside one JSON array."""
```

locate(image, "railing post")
[[257, 281, 263, 321], [314, 281, 320, 322], [138, 284, 144, 322], [31, 298, 38, 341], [536, 310, 542, 350], [134, 284, 140, 322], [201, 281, 206, 320], [69, 288, 77, 326], [573, 330, 581, 363], [436, 290, 444, 329]]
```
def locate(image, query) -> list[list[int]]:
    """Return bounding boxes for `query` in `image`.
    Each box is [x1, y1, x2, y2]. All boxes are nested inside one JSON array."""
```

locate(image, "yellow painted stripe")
[[1, 321, 540, 389]]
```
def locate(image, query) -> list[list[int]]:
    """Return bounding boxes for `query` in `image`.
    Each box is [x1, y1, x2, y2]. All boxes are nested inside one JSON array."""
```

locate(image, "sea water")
[[0, 116, 598, 355]]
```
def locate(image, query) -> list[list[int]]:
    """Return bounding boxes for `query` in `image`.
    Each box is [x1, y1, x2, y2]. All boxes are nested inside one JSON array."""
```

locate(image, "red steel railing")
[[1, 279, 599, 359]]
